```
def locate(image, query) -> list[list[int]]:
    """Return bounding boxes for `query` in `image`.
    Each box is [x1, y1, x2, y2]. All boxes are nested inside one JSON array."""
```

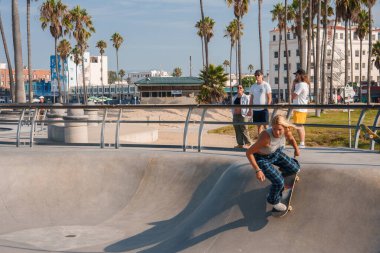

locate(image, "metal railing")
[[0, 103, 379, 151]]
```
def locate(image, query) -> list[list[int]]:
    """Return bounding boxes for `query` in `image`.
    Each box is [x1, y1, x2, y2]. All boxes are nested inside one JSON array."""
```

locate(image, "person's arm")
[[246, 132, 270, 182], [285, 128, 300, 157], [292, 83, 303, 100], [267, 92, 272, 105]]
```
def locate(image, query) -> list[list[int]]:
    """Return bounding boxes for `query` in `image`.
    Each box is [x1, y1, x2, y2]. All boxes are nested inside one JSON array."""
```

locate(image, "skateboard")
[[272, 170, 300, 218], [360, 124, 380, 144]]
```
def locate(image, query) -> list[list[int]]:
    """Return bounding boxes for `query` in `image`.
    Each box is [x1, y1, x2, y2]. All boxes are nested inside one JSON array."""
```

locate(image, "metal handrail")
[[1, 104, 379, 151]]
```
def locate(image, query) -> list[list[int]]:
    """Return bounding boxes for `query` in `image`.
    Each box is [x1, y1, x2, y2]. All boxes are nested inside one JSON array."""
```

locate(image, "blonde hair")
[[271, 115, 296, 129]]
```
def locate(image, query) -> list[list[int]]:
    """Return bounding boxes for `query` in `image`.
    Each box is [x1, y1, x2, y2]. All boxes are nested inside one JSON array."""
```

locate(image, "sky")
[[0, 0, 380, 77]]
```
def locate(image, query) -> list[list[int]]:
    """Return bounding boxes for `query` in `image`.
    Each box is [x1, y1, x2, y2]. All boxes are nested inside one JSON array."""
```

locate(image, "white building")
[[269, 21, 380, 101], [128, 70, 170, 84]]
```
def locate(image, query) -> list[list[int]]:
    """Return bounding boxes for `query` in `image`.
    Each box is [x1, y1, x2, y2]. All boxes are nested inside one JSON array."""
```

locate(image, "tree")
[[70, 5, 95, 105], [111, 32, 124, 102], [70, 46, 81, 102], [271, 3, 285, 102], [257, 0, 263, 70], [57, 39, 71, 103], [27, 0, 38, 102], [96, 40, 107, 100], [225, 19, 242, 104], [353, 9, 369, 102], [226, 0, 250, 86], [195, 20, 205, 67], [172, 67, 182, 77], [40, 0, 71, 103], [196, 17, 215, 70], [108, 71, 117, 84], [197, 64, 228, 104], [199, 0, 208, 68], [248, 64, 254, 74], [12, 0, 26, 103], [372, 41, 380, 75], [242, 75, 256, 89], [223, 60, 230, 73], [0, 12, 15, 102], [363, 0, 377, 104]]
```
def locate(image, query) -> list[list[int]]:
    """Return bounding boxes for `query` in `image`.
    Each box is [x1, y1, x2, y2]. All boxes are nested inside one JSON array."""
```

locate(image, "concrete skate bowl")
[[0, 149, 379, 253]]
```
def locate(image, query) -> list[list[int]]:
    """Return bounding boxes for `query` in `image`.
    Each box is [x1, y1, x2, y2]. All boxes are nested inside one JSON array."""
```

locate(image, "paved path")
[[0, 147, 379, 252]]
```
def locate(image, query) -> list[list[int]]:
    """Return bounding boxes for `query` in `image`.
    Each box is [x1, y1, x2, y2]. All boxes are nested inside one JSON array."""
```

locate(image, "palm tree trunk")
[[285, 0, 291, 103], [330, 18, 338, 104], [315, 0, 321, 113], [298, 0, 304, 69], [258, 0, 263, 70], [27, 0, 33, 102], [0, 12, 15, 102], [344, 20, 348, 103], [237, 17, 242, 85], [199, 0, 207, 69], [12, 0, 25, 103], [278, 32, 282, 103], [359, 39, 363, 102], [200, 37, 205, 68], [321, 2, 328, 105], [367, 7, 372, 104], [350, 21, 354, 90], [81, 52, 87, 104], [54, 38, 62, 103], [230, 43, 233, 104], [116, 49, 120, 103], [101, 53, 104, 104], [306, 0, 312, 75], [61, 58, 66, 103], [75, 64, 79, 103], [67, 61, 70, 103]]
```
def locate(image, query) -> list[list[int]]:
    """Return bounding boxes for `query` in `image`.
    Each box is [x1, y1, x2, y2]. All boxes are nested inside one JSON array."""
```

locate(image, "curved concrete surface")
[[0, 148, 379, 253]]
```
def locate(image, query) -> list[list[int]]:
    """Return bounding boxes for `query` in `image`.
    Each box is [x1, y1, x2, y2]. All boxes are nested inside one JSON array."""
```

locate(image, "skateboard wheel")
[[288, 206, 293, 211]]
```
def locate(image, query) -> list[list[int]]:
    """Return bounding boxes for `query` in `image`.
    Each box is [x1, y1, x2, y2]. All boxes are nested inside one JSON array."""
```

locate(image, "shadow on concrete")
[[104, 164, 270, 253]]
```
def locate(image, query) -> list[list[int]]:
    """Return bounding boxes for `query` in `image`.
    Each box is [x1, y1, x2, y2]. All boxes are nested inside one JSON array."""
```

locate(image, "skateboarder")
[[246, 115, 301, 212]]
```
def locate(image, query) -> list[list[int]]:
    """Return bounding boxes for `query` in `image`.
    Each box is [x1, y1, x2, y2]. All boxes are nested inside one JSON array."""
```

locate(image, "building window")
[[327, 49, 332, 56], [284, 64, 288, 71], [362, 76, 365, 81], [283, 50, 291, 57], [355, 50, 359, 57], [355, 63, 359, 70], [335, 33, 338, 39], [311, 63, 314, 69], [340, 33, 343, 39], [362, 63, 365, 68], [355, 76, 359, 83], [273, 35, 276, 41], [327, 63, 331, 70], [296, 49, 300, 56], [363, 50, 366, 56], [275, 64, 279, 71], [297, 63, 301, 70], [274, 51, 279, 58], [275, 77, 279, 84], [311, 76, 314, 82], [284, 77, 288, 84]]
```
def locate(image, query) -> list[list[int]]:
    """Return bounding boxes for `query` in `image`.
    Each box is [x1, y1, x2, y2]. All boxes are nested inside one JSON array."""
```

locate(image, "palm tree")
[[57, 39, 71, 103], [225, 19, 241, 104], [197, 64, 228, 104], [354, 9, 369, 102], [195, 20, 205, 67], [96, 40, 107, 101], [314, 0, 321, 111], [226, 0, 250, 86], [271, 3, 285, 102], [12, 0, 26, 103], [284, 0, 291, 103], [40, 0, 71, 104], [248, 64, 254, 74], [363, 0, 377, 104], [172, 67, 182, 77], [223, 60, 230, 73], [0, 12, 15, 102], [70, 5, 95, 105], [111, 32, 124, 103], [70, 46, 81, 102], [27, 0, 38, 102], [198, 17, 215, 70], [372, 41, 380, 76], [119, 68, 126, 92], [199, 0, 207, 68], [257, 0, 263, 70]]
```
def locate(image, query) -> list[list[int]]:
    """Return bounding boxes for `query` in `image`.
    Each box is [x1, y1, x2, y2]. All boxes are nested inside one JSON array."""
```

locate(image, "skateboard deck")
[[272, 172, 300, 217], [360, 124, 380, 144]]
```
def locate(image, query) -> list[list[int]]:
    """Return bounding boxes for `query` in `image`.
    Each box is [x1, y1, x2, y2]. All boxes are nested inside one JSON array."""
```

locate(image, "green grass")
[[208, 109, 379, 150]]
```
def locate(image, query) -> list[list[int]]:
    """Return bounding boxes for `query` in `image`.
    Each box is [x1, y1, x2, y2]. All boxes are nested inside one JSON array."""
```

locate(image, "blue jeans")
[[254, 148, 300, 205]]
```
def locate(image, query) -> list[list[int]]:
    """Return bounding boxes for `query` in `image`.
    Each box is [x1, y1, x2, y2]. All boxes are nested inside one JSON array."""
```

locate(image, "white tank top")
[[258, 128, 286, 155]]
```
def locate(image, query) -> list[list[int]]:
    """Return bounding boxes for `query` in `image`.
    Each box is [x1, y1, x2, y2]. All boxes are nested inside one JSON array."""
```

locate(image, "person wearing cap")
[[292, 69, 310, 148], [39, 96, 44, 103], [249, 69, 272, 134], [232, 84, 252, 149]]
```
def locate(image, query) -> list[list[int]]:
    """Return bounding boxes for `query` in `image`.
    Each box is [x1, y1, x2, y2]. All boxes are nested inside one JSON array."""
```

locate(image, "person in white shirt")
[[232, 84, 252, 148], [292, 68, 310, 148], [249, 70, 272, 134]]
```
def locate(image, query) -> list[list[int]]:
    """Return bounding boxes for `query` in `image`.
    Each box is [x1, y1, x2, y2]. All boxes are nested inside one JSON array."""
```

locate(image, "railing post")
[[100, 108, 108, 149], [16, 109, 26, 147], [197, 108, 207, 152], [29, 108, 39, 148], [286, 108, 293, 121], [354, 109, 367, 149], [115, 108, 123, 149], [370, 110, 380, 151], [183, 107, 193, 152]]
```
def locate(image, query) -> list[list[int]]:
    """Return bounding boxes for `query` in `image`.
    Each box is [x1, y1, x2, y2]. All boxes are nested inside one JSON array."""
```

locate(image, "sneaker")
[[273, 202, 287, 212], [234, 145, 244, 149], [299, 144, 306, 149], [243, 144, 252, 149]]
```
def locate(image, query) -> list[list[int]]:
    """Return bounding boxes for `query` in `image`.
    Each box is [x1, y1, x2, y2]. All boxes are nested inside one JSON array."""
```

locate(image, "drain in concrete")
[[65, 234, 77, 238]]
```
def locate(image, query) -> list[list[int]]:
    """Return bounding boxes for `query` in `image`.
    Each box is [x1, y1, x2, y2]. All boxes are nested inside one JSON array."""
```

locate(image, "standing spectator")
[[292, 69, 310, 148], [249, 70, 272, 134], [232, 84, 252, 148]]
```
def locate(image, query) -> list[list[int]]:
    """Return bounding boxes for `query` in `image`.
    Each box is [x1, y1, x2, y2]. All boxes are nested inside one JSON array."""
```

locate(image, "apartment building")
[[0, 63, 50, 88]]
